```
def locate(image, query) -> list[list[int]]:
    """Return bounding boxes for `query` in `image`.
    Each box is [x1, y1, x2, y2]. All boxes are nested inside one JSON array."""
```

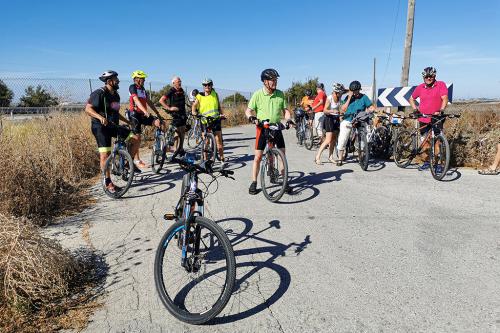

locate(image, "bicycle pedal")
[[163, 212, 175, 220]]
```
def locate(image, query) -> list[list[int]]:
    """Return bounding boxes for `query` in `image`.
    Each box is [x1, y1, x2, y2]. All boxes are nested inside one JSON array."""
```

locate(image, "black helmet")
[[305, 89, 312, 96], [349, 80, 362, 91], [191, 89, 199, 96], [260, 68, 280, 82], [422, 67, 437, 77], [99, 70, 118, 82], [316, 82, 324, 90]]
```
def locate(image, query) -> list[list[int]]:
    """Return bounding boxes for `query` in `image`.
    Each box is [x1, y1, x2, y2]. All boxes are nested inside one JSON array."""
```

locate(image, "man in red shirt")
[[311, 82, 327, 140], [409, 66, 448, 169]]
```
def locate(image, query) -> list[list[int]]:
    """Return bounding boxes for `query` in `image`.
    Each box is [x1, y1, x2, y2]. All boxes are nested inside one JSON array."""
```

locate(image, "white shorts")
[[336, 120, 352, 151], [314, 112, 325, 136]]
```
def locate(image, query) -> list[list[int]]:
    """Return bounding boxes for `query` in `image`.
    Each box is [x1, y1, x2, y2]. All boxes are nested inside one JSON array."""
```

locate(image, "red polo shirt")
[[312, 90, 327, 113], [411, 81, 448, 123]]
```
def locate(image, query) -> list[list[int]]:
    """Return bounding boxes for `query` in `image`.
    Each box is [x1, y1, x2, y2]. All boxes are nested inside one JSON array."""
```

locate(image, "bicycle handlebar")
[[410, 112, 461, 120], [170, 157, 234, 178]]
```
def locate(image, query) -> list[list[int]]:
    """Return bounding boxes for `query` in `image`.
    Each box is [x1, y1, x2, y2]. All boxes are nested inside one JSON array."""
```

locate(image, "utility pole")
[[401, 0, 415, 87], [372, 58, 377, 104]]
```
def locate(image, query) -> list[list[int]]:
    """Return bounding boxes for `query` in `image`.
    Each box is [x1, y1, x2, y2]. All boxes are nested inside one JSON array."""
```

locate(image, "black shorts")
[[171, 114, 187, 128], [419, 121, 443, 136], [202, 118, 222, 132], [255, 126, 285, 151], [129, 112, 155, 134], [91, 122, 116, 152], [324, 115, 340, 133]]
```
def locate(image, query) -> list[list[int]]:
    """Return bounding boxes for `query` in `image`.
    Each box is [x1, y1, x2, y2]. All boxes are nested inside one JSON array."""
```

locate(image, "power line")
[[382, 0, 402, 87]]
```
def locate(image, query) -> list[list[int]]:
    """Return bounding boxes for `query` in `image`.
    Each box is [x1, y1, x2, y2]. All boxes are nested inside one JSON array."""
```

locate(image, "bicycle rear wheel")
[[151, 134, 166, 174], [304, 123, 314, 150], [102, 149, 134, 198], [430, 134, 450, 181], [371, 126, 390, 159], [356, 129, 370, 171], [187, 123, 202, 148], [154, 217, 236, 324], [393, 129, 415, 168], [201, 133, 216, 163], [260, 148, 288, 202]]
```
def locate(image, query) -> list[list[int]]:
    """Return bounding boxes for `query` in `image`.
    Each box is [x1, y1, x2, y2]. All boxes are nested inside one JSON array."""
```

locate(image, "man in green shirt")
[[245, 68, 293, 195]]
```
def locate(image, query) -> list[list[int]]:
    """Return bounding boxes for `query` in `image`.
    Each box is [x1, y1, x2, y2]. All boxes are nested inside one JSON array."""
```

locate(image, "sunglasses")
[[424, 76, 435, 79], [203, 84, 212, 87]]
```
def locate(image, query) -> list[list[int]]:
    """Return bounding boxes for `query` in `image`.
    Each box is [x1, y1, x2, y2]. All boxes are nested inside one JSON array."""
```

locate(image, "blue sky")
[[1, 0, 499, 99]]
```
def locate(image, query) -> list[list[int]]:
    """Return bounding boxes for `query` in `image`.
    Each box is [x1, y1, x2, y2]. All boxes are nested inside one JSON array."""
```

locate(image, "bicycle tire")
[[260, 148, 288, 202], [154, 217, 236, 325], [356, 129, 370, 171], [371, 126, 390, 159], [304, 124, 314, 150], [430, 134, 450, 181], [393, 129, 415, 168], [187, 124, 202, 148], [201, 133, 216, 163], [151, 134, 165, 174], [102, 149, 134, 198]]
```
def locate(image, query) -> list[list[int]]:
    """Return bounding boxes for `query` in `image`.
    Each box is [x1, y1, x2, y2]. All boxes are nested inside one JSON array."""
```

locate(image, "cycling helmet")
[[316, 82, 325, 90], [191, 89, 199, 96], [422, 67, 437, 77], [99, 70, 118, 82], [332, 83, 346, 93], [349, 80, 362, 91], [305, 89, 312, 96], [260, 68, 280, 82], [202, 78, 213, 85], [131, 70, 148, 79]]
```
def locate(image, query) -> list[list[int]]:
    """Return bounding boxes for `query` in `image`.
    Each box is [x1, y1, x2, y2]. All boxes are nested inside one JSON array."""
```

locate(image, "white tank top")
[[326, 95, 341, 115]]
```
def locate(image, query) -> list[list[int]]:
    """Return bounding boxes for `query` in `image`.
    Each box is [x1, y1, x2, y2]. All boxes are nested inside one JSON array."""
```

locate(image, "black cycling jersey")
[[88, 87, 121, 125], [164, 87, 186, 114]]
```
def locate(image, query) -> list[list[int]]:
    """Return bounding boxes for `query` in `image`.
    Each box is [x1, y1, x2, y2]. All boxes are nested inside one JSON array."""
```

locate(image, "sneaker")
[[418, 162, 430, 171], [434, 165, 444, 174], [248, 181, 258, 195], [106, 182, 116, 194], [134, 160, 147, 169]]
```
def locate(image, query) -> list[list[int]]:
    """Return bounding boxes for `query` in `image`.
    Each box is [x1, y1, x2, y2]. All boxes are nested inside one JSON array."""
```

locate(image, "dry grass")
[[0, 214, 104, 333], [0, 112, 99, 224]]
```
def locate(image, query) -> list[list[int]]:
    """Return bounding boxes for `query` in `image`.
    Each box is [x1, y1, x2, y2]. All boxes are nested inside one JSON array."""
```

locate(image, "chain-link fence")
[[0, 77, 252, 117]]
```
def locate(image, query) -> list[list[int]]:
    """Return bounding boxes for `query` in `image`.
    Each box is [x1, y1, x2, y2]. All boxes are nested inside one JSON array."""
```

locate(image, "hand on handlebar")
[[285, 119, 295, 129], [248, 116, 258, 124], [100, 117, 108, 126]]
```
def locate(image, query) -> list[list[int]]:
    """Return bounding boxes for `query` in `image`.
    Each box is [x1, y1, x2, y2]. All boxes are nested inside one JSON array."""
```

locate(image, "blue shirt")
[[343, 94, 372, 122]]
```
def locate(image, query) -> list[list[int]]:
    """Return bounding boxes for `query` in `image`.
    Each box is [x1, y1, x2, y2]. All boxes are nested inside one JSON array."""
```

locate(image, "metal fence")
[[0, 77, 253, 115]]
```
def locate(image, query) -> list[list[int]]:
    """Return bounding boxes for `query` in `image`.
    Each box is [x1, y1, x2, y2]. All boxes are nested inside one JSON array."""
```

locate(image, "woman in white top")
[[314, 83, 346, 165]]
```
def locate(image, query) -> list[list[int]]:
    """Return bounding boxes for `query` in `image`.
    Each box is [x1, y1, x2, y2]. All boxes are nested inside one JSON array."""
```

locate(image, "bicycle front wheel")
[[187, 124, 202, 148], [154, 217, 236, 325], [430, 134, 450, 181], [393, 129, 415, 168], [356, 129, 370, 171], [260, 148, 288, 202], [201, 133, 216, 163], [102, 149, 134, 198], [151, 134, 166, 174]]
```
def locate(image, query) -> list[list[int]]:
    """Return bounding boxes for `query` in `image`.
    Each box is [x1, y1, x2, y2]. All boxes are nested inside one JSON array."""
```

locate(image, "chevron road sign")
[[377, 83, 453, 107]]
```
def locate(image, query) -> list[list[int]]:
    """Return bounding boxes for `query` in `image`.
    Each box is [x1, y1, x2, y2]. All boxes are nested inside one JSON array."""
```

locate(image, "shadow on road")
[[207, 217, 310, 324], [441, 168, 462, 182]]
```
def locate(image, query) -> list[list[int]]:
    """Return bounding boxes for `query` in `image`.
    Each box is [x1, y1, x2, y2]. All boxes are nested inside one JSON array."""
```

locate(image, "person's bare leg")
[[316, 132, 332, 162], [131, 135, 141, 161], [252, 150, 263, 182], [328, 132, 338, 161], [100, 152, 110, 178], [215, 131, 224, 160]]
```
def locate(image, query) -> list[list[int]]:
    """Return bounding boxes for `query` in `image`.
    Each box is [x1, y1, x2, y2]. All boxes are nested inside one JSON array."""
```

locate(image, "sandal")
[[478, 168, 499, 175], [336, 160, 343, 166], [314, 158, 323, 165]]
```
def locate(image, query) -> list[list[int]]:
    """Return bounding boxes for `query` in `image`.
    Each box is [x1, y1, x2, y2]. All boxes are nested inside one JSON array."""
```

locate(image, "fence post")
[[88, 79, 93, 93], [149, 82, 152, 97], [234, 92, 236, 107]]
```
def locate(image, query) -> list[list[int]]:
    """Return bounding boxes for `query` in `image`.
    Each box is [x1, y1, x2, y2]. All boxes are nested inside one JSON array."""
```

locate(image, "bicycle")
[[257, 119, 293, 202], [304, 112, 323, 151], [343, 112, 372, 171], [102, 123, 135, 198], [150, 116, 181, 174], [294, 107, 307, 146], [393, 112, 460, 181], [197, 114, 225, 163], [154, 155, 236, 324]]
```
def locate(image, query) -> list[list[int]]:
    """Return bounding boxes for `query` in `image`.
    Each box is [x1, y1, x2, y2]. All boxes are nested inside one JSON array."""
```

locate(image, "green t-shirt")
[[248, 88, 287, 124], [343, 94, 372, 122]]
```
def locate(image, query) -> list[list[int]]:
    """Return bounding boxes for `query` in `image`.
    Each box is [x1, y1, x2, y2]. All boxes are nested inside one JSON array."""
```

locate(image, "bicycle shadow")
[[365, 159, 387, 172], [275, 170, 353, 204], [124, 169, 184, 199]]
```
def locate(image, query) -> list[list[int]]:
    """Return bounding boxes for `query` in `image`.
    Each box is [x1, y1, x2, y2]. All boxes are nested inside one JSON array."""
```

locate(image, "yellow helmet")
[[131, 70, 148, 79]]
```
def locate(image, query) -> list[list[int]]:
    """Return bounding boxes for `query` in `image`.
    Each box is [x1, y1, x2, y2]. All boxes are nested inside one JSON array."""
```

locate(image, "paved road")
[[50, 124, 500, 333]]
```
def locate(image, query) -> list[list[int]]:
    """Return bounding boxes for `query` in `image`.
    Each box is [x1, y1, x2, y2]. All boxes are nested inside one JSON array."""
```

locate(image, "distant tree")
[[222, 92, 248, 105], [0, 80, 14, 107], [284, 77, 319, 106], [18, 85, 59, 107], [150, 84, 171, 106]]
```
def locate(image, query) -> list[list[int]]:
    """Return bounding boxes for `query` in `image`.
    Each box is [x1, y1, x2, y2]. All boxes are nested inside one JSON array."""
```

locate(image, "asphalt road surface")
[[50, 124, 500, 333]]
